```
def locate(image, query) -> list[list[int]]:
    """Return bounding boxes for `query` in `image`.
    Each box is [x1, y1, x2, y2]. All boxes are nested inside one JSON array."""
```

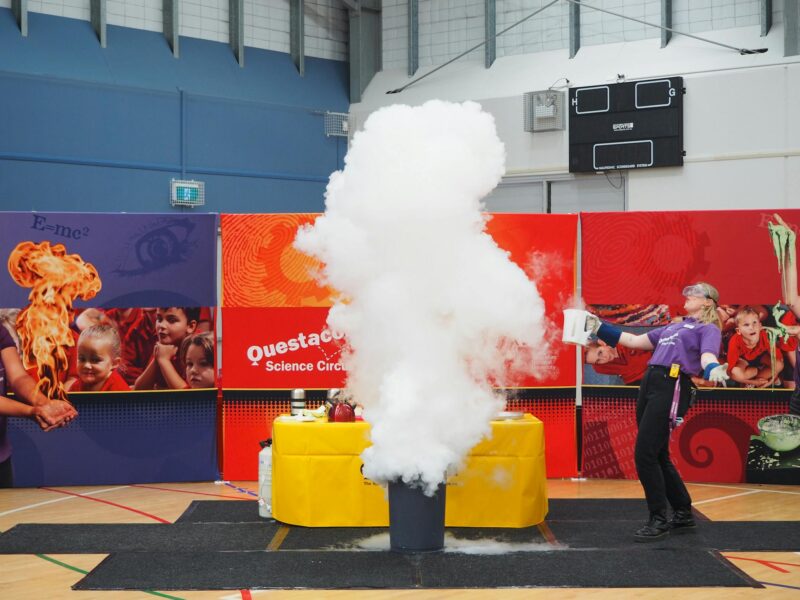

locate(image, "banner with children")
[[0, 212, 219, 394], [581, 209, 800, 484], [2, 211, 220, 488], [220, 212, 578, 389]]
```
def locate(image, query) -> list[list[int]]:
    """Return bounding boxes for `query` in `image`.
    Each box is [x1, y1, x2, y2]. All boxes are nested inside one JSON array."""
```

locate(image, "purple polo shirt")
[[646, 317, 722, 377], [0, 326, 16, 463]]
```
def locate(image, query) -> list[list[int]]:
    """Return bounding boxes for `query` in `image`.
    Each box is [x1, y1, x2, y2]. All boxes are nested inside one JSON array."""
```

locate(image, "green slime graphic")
[[764, 220, 797, 388]]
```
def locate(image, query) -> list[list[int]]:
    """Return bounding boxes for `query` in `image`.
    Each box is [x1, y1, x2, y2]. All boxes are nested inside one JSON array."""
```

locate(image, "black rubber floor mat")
[[175, 498, 707, 524], [175, 499, 259, 523], [278, 526, 547, 550], [0, 522, 278, 553], [74, 550, 416, 590], [543, 498, 708, 521], [72, 548, 758, 590], [546, 520, 800, 551]]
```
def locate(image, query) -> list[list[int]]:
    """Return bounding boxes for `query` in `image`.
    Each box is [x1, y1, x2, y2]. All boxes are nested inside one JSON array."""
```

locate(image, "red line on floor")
[[40, 487, 171, 524], [240, 590, 252, 600], [725, 555, 800, 573], [131, 484, 254, 500]]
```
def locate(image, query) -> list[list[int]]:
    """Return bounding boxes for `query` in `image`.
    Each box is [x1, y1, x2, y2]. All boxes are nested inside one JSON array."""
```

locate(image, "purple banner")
[[0, 212, 217, 307]]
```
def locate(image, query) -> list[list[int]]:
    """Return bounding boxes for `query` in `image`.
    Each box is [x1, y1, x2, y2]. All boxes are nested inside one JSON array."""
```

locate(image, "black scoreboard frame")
[[568, 77, 685, 173]]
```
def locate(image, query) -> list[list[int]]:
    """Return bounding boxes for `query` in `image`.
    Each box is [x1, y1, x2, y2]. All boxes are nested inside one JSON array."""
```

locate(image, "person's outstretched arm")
[[584, 313, 656, 351], [2, 346, 77, 427], [773, 214, 799, 316], [2, 346, 47, 407]]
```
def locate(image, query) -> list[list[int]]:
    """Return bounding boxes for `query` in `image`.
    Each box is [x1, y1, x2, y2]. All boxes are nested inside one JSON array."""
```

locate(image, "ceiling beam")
[[786, 0, 799, 56], [485, 0, 496, 68], [569, 0, 580, 58], [230, 0, 244, 66], [11, 0, 27, 37], [90, 0, 107, 48], [661, 0, 672, 48], [760, 0, 772, 37], [163, 0, 180, 57], [408, 0, 419, 76], [348, 0, 382, 103], [290, 0, 305, 75]]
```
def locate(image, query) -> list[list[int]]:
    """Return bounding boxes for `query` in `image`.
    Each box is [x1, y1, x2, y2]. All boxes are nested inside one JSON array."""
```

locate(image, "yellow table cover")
[[271, 413, 547, 527]]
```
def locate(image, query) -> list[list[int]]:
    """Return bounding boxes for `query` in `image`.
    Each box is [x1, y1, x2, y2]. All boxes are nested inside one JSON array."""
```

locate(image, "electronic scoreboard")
[[568, 77, 684, 173]]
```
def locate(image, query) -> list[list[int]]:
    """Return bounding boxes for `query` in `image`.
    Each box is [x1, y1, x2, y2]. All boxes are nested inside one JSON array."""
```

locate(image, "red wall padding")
[[507, 388, 578, 478], [223, 388, 578, 481], [221, 391, 323, 481], [582, 386, 791, 483]]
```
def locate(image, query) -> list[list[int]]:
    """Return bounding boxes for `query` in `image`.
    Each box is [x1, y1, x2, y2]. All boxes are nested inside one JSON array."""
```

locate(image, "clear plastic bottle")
[[258, 438, 273, 518]]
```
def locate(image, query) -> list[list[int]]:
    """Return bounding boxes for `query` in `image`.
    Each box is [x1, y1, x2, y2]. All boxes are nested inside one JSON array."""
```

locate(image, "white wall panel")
[[8, 0, 345, 61], [497, 0, 569, 57], [582, 0, 661, 48], [382, 0, 408, 70], [627, 157, 792, 210]]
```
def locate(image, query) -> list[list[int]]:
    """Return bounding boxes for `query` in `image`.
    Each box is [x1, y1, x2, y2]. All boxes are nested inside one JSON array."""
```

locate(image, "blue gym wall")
[[0, 9, 349, 213]]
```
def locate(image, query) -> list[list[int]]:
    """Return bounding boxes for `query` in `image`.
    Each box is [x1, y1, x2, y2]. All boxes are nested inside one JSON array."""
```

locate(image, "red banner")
[[221, 213, 579, 389], [582, 387, 792, 483], [222, 307, 347, 389], [582, 209, 800, 305]]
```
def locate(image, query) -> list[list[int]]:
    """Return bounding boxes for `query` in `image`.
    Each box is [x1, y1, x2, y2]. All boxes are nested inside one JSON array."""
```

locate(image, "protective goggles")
[[682, 284, 710, 299]]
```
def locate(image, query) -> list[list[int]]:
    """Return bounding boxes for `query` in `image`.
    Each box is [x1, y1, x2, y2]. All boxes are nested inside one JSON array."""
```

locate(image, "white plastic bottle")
[[258, 438, 273, 518]]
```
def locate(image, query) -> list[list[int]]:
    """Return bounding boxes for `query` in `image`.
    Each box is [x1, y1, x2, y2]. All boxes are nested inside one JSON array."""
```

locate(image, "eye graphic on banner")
[[112, 219, 196, 277]]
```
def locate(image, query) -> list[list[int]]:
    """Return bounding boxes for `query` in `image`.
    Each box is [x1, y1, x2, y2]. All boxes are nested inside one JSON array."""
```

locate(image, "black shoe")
[[634, 511, 670, 542], [669, 507, 697, 532]]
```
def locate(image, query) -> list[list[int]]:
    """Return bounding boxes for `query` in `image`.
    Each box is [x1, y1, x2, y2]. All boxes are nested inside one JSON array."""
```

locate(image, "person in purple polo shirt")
[[0, 325, 78, 487], [581, 282, 729, 542]]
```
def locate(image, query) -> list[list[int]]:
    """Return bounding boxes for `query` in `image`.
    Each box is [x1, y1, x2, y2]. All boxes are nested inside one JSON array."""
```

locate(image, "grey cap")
[[291, 388, 306, 399]]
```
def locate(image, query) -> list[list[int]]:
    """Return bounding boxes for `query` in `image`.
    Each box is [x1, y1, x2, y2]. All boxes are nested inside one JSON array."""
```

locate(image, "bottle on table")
[[290, 388, 306, 416], [258, 438, 273, 518]]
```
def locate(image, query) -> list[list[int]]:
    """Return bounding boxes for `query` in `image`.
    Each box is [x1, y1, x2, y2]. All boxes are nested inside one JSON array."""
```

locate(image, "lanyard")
[[669, 377, 683, 432]]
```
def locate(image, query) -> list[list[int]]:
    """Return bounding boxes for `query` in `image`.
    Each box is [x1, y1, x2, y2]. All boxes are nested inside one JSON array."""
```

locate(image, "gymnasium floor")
[[1, 478, 798, 599]]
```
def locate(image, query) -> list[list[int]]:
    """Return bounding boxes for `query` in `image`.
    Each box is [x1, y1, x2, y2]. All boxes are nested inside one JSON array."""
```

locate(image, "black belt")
[[647, 364, 692, 381]]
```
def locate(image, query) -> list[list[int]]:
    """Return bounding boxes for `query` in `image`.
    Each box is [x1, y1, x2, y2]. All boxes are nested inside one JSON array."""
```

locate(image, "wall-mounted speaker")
[[524, 90, 566, 133]]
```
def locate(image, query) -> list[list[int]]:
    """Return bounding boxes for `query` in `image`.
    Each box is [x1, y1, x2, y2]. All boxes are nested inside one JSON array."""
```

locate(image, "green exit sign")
[[177, 185, 199, 201], [170, 179, 205, 207]]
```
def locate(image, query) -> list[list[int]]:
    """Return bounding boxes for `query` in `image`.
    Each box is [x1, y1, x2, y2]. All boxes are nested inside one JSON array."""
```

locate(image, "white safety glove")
[[707, 363, 729, 387]]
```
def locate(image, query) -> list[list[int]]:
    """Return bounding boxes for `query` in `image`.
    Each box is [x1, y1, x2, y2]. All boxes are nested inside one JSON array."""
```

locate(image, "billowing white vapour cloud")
[[295, 100, 551, 494]]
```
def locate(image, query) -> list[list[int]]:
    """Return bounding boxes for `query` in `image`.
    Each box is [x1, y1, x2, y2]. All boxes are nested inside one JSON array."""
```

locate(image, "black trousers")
[[635, 366, 693, 515]]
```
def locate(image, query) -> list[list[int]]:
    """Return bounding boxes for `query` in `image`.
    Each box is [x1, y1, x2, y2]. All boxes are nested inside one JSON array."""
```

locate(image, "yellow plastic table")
[[271, 413, 547, 527]]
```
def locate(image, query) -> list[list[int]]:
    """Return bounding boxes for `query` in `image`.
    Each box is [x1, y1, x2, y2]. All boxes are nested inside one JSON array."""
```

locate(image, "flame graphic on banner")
[[8, 241, 102, 402]]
